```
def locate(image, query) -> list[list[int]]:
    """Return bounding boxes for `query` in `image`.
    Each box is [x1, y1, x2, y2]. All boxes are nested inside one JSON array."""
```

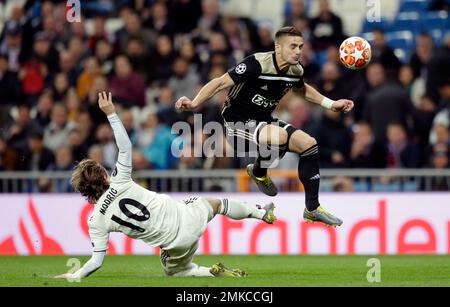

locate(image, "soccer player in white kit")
[[54, 92, 276, 279]]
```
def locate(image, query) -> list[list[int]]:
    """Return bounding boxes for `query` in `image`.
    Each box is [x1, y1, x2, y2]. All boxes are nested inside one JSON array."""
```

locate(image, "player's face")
[[278, 36, 304, 65]]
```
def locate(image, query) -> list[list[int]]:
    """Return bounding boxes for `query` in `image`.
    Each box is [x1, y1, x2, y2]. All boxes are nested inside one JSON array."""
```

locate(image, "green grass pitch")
[[1, 255, 449, 287]]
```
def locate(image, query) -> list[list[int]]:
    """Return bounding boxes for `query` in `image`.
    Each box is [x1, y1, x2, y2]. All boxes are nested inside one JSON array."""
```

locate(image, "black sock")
[[252, 156, 267, 177], [298, 144, 320, 211]]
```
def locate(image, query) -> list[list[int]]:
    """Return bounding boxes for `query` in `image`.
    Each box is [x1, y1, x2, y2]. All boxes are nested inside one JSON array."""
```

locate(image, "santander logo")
[[0, 198, 63, 255]]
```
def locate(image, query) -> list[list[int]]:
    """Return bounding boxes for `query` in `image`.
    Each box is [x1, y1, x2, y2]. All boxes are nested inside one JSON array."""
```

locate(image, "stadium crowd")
[[0, 0, 449, 192]]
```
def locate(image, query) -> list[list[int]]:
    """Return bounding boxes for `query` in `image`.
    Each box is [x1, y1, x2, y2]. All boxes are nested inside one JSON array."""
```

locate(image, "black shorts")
[[223, 117, 294, 167]]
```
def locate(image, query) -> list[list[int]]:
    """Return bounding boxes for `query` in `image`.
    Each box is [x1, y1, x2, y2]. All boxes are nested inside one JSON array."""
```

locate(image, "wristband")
[[320, 97, 334, 109]]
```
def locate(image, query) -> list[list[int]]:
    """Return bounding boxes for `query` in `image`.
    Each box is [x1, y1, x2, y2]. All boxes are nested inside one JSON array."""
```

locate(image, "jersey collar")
[[272, 52, 289, 75]]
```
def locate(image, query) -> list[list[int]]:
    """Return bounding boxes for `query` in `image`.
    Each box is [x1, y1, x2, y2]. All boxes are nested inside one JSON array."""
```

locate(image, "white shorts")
[[160, 196, 215, 275]]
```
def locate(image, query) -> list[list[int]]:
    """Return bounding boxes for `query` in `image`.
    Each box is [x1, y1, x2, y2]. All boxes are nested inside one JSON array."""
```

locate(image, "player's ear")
[[274, 41, 281, 54]]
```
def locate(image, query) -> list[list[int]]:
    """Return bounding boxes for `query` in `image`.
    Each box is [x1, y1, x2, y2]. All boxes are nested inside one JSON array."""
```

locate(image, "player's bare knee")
[[305, 136, 317, 148], [278, 130, 288, 145]]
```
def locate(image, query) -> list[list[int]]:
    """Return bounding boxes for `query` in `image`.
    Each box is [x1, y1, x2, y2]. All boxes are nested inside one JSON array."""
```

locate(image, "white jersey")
[[88, 162, 183, 252]]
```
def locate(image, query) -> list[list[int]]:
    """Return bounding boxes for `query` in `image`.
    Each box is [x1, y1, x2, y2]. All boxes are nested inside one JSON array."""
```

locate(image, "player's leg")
[[161, 240, 247, 277], [246, 123, 289, 196], [161, 242, 215, 277], [288, 130, 343, 226], [205, 198, 276, 224]]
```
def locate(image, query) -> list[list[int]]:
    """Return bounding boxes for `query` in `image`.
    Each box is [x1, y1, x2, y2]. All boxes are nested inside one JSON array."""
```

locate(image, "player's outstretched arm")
[[294, 83, 354, 113], [54, 251, 106, 280], [175, 73, 235, 111], [98, 91, 132, 167]]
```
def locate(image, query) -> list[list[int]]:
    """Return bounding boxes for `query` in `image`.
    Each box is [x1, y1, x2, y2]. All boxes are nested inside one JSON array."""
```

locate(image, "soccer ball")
[[339, 36, 372, 70]]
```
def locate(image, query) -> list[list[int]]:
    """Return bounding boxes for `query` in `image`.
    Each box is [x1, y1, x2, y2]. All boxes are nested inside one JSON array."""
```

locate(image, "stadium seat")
[[391, 12, 420, 32], [398, 0, 429, 12], [420, 11, 449, 32], [385, 31, 415, 62], [361, 17, 389, 33]]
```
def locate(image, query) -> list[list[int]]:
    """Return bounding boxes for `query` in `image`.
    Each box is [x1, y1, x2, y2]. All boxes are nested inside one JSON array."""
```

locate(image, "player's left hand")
[[98, 91, 116, 116], [331, 99, 354, 113]]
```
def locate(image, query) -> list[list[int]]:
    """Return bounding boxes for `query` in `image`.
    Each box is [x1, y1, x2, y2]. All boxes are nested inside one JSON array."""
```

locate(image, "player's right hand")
[[175, 96, 196, 111], [98, 91, 116, 116]]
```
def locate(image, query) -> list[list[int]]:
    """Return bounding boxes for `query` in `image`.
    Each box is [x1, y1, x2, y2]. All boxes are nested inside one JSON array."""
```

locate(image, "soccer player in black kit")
[[176, 27, 354, 226]]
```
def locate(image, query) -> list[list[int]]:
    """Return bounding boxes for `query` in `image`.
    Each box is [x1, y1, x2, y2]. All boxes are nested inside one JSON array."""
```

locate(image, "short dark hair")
[[275, 26, 303, 41]]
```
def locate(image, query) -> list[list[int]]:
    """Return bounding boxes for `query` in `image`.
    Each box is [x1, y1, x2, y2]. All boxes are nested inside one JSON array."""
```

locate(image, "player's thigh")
[[205, 198, 221, 215], [288, 129, 317, 153], [258, 124, 288, 145], [161, 241, 199, 275]]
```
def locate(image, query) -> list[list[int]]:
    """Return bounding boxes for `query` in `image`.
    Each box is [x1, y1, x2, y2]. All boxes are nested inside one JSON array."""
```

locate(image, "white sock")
[[172, 264, 214, 277], [219, 198, 265, 220]]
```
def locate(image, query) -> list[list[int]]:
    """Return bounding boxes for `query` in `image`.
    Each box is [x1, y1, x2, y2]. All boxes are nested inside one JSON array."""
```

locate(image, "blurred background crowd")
[[0, 0, 449, 192]]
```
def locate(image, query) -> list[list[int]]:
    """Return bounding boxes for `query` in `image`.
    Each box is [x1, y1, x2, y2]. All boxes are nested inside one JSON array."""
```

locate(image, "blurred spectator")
[[385, 123, 421, 168], [170, 0, 202, 34], [413, 95, 437, 161], [6, 104, 42, 150], [125, 38, 152, 81], [119, 109, 137, 138], [33, 90, 54, 129], [77, 57, 103, 101], [168, 57, 200, 100], [317, 61, 347, 100], [52, 72, 70, 102], [58, 50, 80, 86], [95, 39, 114, 75], [309, 0, 344, 51], [156, 86, 185, 126], [332, 176, 354, 192], [86, 75, 110, 129], [43, 104, 76, 152], [299, 41, 320, 83], [192, 0, 224, 44], [0, 20, 22, 72], [399, 64, 426, 107], [87, 16, 112, 53], [410, 33, 434, 80], [317, 109, 352, 168], [222, 17, 252, 57], [133, 110, 179, 169], [110, 55, 146, 107], [148, 35, 177, 85], [65, 88, 81, 123], [47, 146, 76, 192], [179, 39, 202, 73], [422, 142, 450, 191], [68, 128, 88, 163], [94, 123, 118, 169], [87, 144, 107, 169], [253, 21, 275, 53], [363, 63, 415, 142], [371, 29, 402, 79], [20, 131, 54, 171], [143, 1, 175, 39], [68, 35, 90, 72], [0, 52, 21, 106], [350, 122, 385, 168], [19, 34, 52, 102], [284, 0, 307, 26], [291, 16, 311, 42], [116, 11, 155, 54]]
